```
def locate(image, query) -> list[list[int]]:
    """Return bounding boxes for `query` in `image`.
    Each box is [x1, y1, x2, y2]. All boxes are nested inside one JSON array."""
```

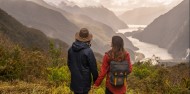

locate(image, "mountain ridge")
[[0, 0, 79, 45], [132, 0, 189, 59], [0, 0, 138, 55], [59, 1, 128, 31], [0, 8, 69, 52], [119, 6, 168, 25]]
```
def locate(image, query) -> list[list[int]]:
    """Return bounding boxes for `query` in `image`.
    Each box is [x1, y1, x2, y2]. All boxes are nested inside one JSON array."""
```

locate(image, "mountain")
[[0, 7, 69, 53], [0, 8, 47, 50], [18, 0, 137, 54], [63, 10, 138, 55], [133, 0, 189, 59], [0, 0, 79, 45], [119, 7, 168, 25], [0, 0, 138, 55], [168, 21, 189, 59], [59, 2, 128, 31]]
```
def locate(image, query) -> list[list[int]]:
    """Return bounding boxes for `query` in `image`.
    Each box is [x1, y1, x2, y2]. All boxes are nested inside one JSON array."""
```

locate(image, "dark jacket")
[[67, 41, 98, 93]]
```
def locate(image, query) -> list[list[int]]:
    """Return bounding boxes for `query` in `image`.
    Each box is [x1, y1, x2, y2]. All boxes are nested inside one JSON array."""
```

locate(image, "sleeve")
[[94, 54, 110, 87], [87, 49, 98, 83], [126, 52, 132, 73]]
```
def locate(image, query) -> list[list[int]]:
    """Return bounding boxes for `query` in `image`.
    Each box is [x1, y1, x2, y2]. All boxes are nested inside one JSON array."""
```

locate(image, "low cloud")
[[44, 0, 183, 15]]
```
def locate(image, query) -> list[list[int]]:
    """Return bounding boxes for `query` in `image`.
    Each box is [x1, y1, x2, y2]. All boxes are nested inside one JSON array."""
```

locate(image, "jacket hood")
[[72, 41, 89, 52]]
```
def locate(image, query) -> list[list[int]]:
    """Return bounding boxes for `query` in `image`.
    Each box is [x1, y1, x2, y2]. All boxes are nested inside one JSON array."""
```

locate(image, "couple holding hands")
[[67, 28, 132, 94]]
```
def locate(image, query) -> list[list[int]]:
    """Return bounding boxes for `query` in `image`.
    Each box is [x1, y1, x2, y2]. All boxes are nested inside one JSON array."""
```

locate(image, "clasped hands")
[[91, 85, 98, 89]]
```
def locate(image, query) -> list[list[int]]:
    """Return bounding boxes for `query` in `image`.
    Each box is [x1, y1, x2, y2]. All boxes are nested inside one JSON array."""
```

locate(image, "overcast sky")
[[44, 0, 183, 15]]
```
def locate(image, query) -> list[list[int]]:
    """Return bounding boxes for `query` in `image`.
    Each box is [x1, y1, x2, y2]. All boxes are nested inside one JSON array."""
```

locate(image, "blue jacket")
[[67, 41, 98, 93]]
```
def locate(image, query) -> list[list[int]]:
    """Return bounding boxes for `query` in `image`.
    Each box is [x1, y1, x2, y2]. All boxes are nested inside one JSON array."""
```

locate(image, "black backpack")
[[109, 60, 130, 86]]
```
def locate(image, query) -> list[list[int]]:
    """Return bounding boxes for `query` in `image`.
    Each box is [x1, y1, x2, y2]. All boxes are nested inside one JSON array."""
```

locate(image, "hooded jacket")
[[67, 41, 98, 93]]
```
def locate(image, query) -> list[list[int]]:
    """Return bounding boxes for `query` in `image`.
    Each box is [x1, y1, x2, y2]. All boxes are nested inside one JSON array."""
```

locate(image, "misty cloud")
[[44, 0, 183, 15]]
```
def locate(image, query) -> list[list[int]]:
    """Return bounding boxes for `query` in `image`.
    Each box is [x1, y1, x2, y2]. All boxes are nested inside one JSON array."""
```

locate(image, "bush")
[[127, 61, 190, 94], [47, 41, 69, 86], [21, 50, 48, 80], [49, 41, 65, 67], [47, 66, 70, 86], [132, 62, 153, 79], [1, 34, 189, 94], [0, 35, 48, 81], [0, 37, 26, 80]]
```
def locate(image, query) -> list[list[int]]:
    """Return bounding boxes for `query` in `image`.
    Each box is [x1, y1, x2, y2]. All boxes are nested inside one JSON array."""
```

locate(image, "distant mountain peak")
[[44, 0, 102, 8], [59, 0, 76, 7], [58, 1, 127, 30]]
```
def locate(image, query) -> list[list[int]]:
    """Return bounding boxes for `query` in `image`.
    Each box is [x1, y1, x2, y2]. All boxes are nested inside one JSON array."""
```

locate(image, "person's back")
[[67, 28, 98, 94], [93, 36, 132, 94]]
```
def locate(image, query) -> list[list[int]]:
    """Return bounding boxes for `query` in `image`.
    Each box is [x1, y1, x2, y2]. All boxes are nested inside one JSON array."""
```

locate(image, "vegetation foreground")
[[0, 35, 189, 94]]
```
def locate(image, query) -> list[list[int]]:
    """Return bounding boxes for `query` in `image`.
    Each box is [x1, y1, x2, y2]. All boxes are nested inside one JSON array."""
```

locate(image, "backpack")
[[109, 60, 130, 86]]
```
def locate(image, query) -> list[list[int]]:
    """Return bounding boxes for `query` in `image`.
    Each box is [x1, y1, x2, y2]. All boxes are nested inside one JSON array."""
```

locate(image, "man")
[[67, 28, 98, 94]]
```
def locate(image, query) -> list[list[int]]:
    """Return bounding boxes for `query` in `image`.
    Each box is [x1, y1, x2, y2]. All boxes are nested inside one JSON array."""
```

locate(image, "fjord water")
[[118, 25, 173, 60], [118, 25, 147, 34]]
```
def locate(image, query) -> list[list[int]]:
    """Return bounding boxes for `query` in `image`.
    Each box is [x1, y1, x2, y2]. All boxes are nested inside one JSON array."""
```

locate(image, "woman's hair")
[[112, 36, 124, 52], [110, 36, 126, 61]]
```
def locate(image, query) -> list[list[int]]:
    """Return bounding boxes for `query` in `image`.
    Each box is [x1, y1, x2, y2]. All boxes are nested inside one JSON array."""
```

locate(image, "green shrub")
[[132, 62, 153, 79], [128, 61, 190, 94], [48, 66, 70, 86], [0, 36, 48, 81], [0, 44, 24, 80], [49, 41, 65, 67], [21, 50, 48, 80]]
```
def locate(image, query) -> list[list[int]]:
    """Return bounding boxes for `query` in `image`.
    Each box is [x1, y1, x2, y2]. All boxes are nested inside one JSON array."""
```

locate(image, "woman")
[[93, 36, 132, 94]]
